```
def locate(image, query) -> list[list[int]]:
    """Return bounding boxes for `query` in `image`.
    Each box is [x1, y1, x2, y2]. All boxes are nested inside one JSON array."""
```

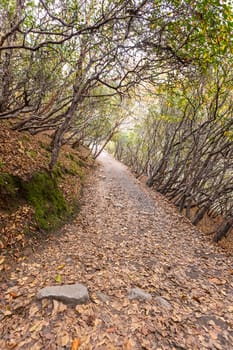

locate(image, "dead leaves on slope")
[[0, 128, 48, 179]]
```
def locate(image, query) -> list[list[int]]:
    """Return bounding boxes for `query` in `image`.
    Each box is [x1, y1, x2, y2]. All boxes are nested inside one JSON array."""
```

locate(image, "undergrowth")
[[21, 172, 69, 230], [0, 158, 85, 232]]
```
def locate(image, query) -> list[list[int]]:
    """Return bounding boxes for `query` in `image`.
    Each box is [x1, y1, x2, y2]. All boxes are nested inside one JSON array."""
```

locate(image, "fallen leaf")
[[141, 327, 149, 336], [30, 321, 44, 333], [52, 300, 67, 315], [209, 330, 218, 340], [71, 338, 81, 350], [29, 305, 39, 317], [192, 295, 201, 303], [30, 343, 42, 350], [180, 294, 187, 300], [58, 332, 70, 347], [54, 274, 62, 283], [9, 292, 18, 298], [123, 338, 133, 350], [106, 327, 116, 333], [57, 264, 65, 270], [4, 310, 12, 316], [0, 257, 5, 264], [208, 277, 225, 285], [228, 305, 233, 312], [16, 234, 23, 241], [7, 343, 17, 349]]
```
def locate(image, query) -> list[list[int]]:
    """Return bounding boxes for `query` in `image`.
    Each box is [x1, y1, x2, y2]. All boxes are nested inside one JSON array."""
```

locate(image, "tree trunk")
[[213, 217, 233, 242], [94, 122, 121, 159], [192, 203, 211, 226]]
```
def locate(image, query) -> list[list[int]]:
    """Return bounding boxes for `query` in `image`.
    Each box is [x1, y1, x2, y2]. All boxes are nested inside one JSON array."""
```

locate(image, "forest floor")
[[0, 151, 233, 350]]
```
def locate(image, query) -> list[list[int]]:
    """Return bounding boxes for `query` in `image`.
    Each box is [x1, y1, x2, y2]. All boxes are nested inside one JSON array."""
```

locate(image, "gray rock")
[[37, 283, 89, 305], [128, 287, 152, 300], [96, 291, 110, 303], [155, 296, 172, 310]]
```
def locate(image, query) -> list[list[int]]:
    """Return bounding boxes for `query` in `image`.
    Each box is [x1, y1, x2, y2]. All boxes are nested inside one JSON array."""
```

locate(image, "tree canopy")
[[0, 0, 232, 239]]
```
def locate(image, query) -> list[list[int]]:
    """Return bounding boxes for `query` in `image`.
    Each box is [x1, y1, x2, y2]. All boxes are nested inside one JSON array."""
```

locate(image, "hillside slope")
[[0, 127, 92, 262]]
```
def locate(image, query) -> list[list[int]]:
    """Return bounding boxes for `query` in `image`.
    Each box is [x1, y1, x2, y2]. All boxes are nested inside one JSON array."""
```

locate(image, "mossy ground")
[[21, 172, 69, 231], [0, 127, 92, 255], [0, 170, 78, 232]]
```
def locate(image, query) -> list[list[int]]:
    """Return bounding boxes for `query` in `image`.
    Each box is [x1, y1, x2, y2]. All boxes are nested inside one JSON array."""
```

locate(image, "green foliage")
[[54, 155, 85, 180], [26, 150, 37, 158], [76, 158, 87, 168], [53, 163, 65, 179], [146, 0, 233, 75], [64, 161, 84, 180], [66, 153, 75, 161], [21, 172, 68, 230], [113, 63, 233, 226]]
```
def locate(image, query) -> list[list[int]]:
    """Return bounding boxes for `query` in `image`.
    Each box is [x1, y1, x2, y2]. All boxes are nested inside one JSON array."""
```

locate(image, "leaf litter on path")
[[0, 151, 233, 349]]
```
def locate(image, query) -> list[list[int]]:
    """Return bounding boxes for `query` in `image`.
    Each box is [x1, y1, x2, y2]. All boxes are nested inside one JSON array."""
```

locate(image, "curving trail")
[[1, 152, 233, 350]]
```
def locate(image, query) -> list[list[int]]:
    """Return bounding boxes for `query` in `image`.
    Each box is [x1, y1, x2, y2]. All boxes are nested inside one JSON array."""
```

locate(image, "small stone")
[[113, 203, 124, 208], [37, 283, 89, 305], [155, 296, 172, 310], [128, 287, 152, 300], [96, 291, 110, 303]]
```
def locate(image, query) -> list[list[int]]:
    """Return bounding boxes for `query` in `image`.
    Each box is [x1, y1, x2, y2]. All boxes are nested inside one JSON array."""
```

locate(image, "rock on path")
[[37, 283, 89, 305], [128, 287, 152, 300]]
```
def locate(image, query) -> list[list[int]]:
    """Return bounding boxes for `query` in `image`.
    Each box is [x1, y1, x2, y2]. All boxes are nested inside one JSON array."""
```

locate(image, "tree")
[[0, 0, 232, 169], [112, 60, 233, 240]]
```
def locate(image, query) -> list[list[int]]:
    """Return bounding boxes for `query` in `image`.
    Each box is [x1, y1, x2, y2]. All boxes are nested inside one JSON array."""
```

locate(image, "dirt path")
[[1, 152, 233, 350]]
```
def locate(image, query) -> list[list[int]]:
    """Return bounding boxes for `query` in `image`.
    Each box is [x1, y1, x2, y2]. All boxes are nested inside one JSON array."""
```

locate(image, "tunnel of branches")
[[0, 0, 232, 241]]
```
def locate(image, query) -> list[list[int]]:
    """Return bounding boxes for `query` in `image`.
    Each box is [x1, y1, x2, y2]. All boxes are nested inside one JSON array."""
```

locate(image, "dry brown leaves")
[[0, 205, 34, 255], [0, 152, 232, 349], [0, 127, 48, 179]]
